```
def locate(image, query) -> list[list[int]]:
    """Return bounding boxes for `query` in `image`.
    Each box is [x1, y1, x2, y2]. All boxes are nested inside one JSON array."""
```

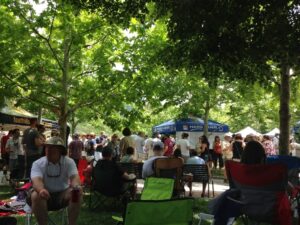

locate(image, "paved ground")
[[137, 178, 229, 198]]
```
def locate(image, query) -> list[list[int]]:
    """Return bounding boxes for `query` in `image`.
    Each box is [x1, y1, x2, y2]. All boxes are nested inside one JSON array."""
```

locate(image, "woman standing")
[[213, 136, 223, 169], [262, 135, 276, 156], [230, 134, 244, 161], [5, 129, 22, 179], [198, 135, 210, 164]]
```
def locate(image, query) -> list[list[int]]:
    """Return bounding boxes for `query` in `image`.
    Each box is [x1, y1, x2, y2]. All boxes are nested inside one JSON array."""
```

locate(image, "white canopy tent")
[[264, 128, 280, 137], [236, 126, 261, 138]]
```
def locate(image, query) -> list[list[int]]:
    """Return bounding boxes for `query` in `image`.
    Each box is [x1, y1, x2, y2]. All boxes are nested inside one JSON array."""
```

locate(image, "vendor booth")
[[0, 106, 59, 131], [153, 118, 229, 148], [264, 128, 280, 137], [235, 126, 261, 138]]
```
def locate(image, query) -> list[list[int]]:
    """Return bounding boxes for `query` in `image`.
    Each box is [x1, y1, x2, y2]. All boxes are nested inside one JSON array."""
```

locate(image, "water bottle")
[[71, 186, 80, 203]]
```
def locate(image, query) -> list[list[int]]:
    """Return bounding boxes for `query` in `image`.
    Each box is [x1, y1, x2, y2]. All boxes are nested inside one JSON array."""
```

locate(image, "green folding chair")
[[141, 177, 174, 200], [123, 198, 194, 225]]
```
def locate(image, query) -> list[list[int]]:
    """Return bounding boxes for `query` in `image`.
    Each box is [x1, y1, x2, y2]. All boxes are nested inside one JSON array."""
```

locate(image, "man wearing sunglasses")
[[29, 136, 81, 225]]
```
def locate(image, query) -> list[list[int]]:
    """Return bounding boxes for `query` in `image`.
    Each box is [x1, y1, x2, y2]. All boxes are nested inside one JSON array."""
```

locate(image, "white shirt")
[[134, 135, 145, 153], [176, 139, 190, 157], [142, 156, 166, 178], [273, 136, 279, 154], [31, 156, 78, 193], [144, 138, 153, 153], [6, 137, 22, 159]]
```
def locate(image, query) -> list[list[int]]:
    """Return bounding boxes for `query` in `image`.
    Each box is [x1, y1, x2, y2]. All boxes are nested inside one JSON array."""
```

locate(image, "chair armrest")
[[227, 196, 245, 205]]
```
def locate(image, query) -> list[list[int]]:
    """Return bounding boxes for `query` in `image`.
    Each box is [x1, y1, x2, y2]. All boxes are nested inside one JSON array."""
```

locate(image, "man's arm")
[[31, 177, 50, 200], [32, 177, 45, 193], [5, 140, 10, 153], [122, 172, 136, 180], [69, 174, 81, 188]]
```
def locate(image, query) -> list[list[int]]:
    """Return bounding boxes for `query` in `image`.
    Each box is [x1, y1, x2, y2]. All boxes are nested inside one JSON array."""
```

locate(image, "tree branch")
[[48, 12, 56, 41], [2, 73, 61, 102], [2, 73, 60, 111], [67, 79, 135, 117], [72, 65, 109, 80], [70, 33, 109, 56], [15, 6, 64, 72]]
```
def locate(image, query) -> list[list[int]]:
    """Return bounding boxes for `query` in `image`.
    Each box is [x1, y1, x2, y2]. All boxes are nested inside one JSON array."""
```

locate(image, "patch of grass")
[[211, 168, 225, 179], [0, 185, 213, 225], [0, 185, 14, 199]]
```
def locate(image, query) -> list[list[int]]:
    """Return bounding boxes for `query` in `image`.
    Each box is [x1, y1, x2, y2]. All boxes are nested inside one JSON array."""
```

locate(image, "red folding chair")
[[226, 160, 292, 225]]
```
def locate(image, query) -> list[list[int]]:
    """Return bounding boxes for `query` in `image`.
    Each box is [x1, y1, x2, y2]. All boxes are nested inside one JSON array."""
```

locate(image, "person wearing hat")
[[29, 136, 81, 225]]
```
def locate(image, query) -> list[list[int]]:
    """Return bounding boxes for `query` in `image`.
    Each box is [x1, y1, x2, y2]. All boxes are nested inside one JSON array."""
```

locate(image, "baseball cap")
[[45, 136, 66, 150]]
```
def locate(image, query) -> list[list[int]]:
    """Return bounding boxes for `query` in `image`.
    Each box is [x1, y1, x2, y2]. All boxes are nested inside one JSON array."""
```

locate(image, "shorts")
[[27, 188, 70, 211]]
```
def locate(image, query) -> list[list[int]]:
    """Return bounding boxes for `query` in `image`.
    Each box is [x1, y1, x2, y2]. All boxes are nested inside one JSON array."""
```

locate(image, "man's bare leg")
[[64, 188, 82, 225], [31, 191, 48, 225]]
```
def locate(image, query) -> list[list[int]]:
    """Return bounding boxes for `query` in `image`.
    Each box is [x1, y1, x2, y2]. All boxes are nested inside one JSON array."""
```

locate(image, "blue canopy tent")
[[294, 121, 300, 134], [153, 118, 229, 134], [153, 118, 230, 148]]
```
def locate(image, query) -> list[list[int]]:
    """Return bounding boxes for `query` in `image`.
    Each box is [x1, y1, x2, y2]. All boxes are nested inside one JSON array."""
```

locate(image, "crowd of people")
[[1, 123, 300, 225], [2, 123, 300, 183]]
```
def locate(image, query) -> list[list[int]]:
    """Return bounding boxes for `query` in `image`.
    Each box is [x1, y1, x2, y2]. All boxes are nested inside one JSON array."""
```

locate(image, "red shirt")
[[1, 135, 10, 155], [164, 138, 175, 157], [214, 141, 222, 154]]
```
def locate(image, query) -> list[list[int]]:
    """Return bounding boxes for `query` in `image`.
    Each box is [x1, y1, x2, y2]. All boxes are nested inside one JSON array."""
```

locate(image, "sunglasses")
[[46, 162, 61, 178]]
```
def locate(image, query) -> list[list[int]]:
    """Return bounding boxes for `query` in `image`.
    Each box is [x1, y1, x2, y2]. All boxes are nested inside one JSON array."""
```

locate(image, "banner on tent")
[[154, 125, 176, 133], [177, 124, 226, 132], [153, 118, 229, 134], [0, 113, 32, 126]]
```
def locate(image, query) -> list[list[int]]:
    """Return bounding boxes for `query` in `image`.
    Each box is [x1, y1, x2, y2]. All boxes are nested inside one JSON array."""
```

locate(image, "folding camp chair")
[[267, 155, 300, 224], [25, 204, 68, 225], [112, 177, 175, 224], [89, 160, 135, 209], [121, 198, 194, 225], [154, 157, 185, 197], [267, 155, 300, 186], [183, 164, 214, 197], [226, 160, 292, 225], [141, 177, 174, 200]]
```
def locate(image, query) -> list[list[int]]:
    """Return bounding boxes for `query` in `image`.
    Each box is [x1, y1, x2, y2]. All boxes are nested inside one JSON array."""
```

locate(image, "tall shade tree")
[[150, 0, 300, 154], [1, 1, 134, 142], [72, 0, 298, 149]]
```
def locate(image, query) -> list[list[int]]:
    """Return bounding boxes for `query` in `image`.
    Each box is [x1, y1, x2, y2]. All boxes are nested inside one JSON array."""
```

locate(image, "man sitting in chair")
[[93, 146, 137, 199], [142, 144, 166, 178], [29, 136, 81, 225]]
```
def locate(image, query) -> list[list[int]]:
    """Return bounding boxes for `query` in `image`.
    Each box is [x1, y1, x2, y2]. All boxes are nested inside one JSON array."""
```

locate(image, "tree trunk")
[[279, 65, 291, 155], [70, 112, 79, 135], [37, 107, 42, 124], [59, 37, 71, 146], [203, 100, 210, 137]]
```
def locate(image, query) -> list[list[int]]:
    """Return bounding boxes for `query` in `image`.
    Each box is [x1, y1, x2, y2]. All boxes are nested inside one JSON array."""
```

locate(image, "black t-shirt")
[[22, 128, 39, 155], [93, 160, 125, 196], [232, 141, 243, 159]]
